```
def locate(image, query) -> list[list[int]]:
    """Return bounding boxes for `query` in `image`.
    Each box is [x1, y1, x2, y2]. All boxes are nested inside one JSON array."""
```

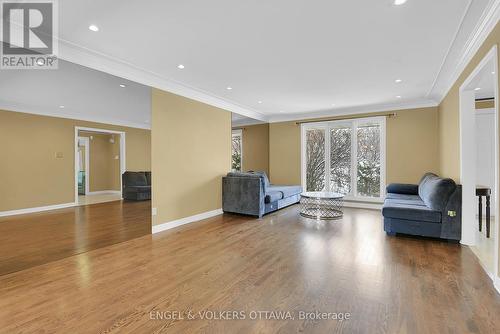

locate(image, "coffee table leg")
[[486, 195, 491, 238], [479, 195, 483, 232]]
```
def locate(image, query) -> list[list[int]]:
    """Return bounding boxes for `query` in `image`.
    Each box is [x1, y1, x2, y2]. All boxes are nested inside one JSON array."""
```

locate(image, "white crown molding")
[[268, 99, 438, 123], [57, 40, 269, 123], [0, 98, 152, 130], [232, 119, 266, 127], [430, 0, 500, 103], [0, 202, 76, 217], [152, 208, 223, 234]]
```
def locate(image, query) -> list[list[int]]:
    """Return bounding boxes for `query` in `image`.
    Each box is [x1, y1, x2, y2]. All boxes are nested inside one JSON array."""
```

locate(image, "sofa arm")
[[222, 176, 265, 217], [441, 185, 462, 240], [386, 183, 419, 195]]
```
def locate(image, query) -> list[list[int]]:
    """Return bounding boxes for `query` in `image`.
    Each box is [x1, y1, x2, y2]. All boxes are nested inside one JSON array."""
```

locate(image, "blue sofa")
[[382, 173, 462, 241], [222, 171, 302, 217]]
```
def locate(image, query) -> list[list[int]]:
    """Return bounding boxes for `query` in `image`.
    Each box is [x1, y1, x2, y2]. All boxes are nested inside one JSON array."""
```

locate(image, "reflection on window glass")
[[232, 134, 242, 172], [330, 126, 351, 194], [306, 128, 326, 191], [356, 124, 381, 197]]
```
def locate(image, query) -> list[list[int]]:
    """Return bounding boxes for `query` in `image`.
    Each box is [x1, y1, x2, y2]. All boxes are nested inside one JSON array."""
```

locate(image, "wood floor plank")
[[1, 205, 500, 333], [0, 200, 151, 276]]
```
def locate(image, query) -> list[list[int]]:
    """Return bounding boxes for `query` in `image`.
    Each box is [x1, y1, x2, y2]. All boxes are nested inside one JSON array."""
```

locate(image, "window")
[[301, 117, 385, 200], [231, 129, 243, 172]]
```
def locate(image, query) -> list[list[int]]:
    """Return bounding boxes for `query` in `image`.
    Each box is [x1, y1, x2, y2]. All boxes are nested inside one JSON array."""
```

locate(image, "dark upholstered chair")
[[382, 173, 462, 241], [122, 171, 151, 201]]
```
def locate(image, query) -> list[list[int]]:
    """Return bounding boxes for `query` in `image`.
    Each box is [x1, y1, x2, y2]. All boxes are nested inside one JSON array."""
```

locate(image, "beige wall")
[[476, 100, 495, 109], [152, 89, 231, 226], [237, 123, 269, 174], [79, 131, 121, 192], [438, 22, 500, 181], [0, 110, 151, 211], [269, 107, 439, 186]]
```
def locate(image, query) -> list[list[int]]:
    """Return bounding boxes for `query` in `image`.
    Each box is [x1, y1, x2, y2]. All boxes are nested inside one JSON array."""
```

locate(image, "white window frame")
[[231, 129, 243, 172], [300, 116, 386, 202]]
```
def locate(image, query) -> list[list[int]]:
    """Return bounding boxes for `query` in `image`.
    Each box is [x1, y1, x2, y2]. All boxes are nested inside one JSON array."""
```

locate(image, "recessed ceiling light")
[[279, 110, 284, 113], [258, 101, 263, 104], [226, 87, 233, 90], [396, 95, 402, 99], [119, 84, 126, 88], [88, 25, 99, 32], [177, 64, 185, 69], [59, 105, 65, 108], [394, 0, 407, 5], [492, 71, 496, 75], [474, 87, 481, 91], [395, 79, 402, 83]]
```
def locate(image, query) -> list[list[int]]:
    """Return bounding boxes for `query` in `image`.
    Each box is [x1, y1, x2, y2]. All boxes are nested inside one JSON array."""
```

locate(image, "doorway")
[[75, 126, 126, 205], [459, 46, 499, 281]]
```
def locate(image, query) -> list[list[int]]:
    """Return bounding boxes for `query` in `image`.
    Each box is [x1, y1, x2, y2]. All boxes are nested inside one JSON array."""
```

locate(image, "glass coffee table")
[[300, 192, 344, 220]]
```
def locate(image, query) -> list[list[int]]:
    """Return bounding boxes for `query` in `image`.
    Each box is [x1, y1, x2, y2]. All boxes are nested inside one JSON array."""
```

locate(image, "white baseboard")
[[86, 190, 121, 195], [152, 208, 223, 234], [344, 201, 383, 210], [0, 202, 76, 217]]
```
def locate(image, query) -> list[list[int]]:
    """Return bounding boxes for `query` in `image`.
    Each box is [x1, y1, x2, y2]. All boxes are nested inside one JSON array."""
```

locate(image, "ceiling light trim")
[[57, 39, 269, 122], [430, 0, 500, 103], [267, 99, 438, 123]]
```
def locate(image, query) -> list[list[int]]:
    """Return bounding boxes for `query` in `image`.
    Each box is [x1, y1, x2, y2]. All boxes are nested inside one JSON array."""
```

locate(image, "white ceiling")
[[1, 0, 498, 126], [0, 59, 151, 129], [232, 113, 265, 127]]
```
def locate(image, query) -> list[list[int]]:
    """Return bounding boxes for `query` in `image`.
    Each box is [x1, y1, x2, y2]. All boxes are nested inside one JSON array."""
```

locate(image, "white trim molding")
[[430, 0, 500, 103], [86, 190, 122, 195], [58, 40, 268, 123], [269, 99, 437, 123], [152, 209, 223, 234], [0, 202, 76, 217]]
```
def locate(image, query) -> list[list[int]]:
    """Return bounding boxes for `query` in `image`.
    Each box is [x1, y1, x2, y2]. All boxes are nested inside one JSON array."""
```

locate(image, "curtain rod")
[[295, 112, 397, 125]]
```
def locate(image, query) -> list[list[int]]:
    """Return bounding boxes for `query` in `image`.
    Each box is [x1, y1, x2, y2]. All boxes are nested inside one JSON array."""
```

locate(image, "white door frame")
[[78, 136, 90, 194], [74, 126, 126, 202], [459, 45, 499, 284]]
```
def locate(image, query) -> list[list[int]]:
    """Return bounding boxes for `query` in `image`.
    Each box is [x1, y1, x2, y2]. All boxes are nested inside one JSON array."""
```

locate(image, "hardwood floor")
[[0, 200, 151, 276], [1, 205, 500, 333]]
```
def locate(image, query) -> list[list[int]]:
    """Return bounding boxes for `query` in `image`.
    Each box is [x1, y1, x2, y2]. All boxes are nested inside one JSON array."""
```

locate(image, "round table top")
[[300, 191, 345, 199]]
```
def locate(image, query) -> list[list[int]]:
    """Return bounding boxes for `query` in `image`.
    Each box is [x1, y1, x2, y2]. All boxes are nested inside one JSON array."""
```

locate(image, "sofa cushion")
[[251, 171, 270, 189], [144, 172, 151, 185], [418, 173, 456, 211], [125, 185, 151, 193], [268, 185, 302, 198], [386, 183, 419, 195], [265, 191, 283, 203], [385, 197, 426, 207], [382, 202, 442, 223]]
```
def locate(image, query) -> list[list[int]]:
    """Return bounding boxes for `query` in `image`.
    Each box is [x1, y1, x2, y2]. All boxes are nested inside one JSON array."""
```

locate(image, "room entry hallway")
[[0, 200, 151, 276], [1, 206, 500, 333]]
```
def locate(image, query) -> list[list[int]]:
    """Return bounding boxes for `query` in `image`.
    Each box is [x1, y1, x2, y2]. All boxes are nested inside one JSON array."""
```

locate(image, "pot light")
[[394, 0, 407, 5], [119, 84, 126, 88], [226, 86, 233, 90], [474, 87, 481, 91], [59, 105, 65, 109], [396, 95, 402, 99], [395, 79, 402, 83], [492, 71, 496, 75], [279, 110, 284, 113], [88, 25, 99, 32], [177, 64, 185, 69], [258, 101, 263, 104]]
